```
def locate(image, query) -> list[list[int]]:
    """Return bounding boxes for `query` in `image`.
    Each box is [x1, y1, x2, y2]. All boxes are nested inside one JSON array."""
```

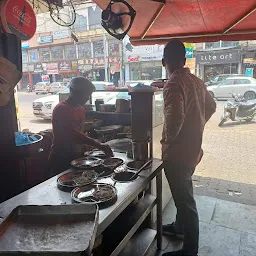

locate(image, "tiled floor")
[[149, 195, 256, 256]]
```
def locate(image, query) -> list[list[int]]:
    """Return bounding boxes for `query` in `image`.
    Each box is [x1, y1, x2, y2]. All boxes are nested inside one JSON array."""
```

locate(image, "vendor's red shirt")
[[51, 100, 85, 156]]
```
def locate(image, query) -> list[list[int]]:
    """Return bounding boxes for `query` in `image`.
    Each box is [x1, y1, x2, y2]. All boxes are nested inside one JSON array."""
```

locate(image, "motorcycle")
[[26, 84, 32, 93], [219, 94, 256, 126]]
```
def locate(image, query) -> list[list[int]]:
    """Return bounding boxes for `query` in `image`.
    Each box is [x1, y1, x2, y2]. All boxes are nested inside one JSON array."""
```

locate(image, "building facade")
[[20, 3, 122, 89]]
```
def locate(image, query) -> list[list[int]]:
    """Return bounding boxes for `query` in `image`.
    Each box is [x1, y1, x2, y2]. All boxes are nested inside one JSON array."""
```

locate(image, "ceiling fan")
[[101, 0, 136, 40]]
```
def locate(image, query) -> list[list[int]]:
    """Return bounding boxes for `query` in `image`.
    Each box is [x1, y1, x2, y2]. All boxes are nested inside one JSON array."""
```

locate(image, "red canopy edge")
[[93, 0, 256, 45]]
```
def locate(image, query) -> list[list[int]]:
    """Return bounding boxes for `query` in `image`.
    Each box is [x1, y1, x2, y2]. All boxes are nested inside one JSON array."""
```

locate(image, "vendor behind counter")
[[49, 77, 113, 176]]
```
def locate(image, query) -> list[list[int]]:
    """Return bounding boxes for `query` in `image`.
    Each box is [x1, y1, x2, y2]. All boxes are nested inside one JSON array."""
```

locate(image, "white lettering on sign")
[[13, 6, 32, 25]]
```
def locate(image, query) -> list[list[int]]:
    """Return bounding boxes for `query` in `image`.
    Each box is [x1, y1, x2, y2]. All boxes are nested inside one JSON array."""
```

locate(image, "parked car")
[[207, 77, 256, 100], [205, 74, 242, 86], [32, 82, 117, 120], [92, 81, 113, 91], [151, 79, 168, 88], [49, 82, 65, 94], [125, 80, 154, 86], [35, 82, 50, 94]]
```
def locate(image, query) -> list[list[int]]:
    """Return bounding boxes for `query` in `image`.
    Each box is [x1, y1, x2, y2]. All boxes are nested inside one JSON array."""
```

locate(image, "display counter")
[[0, 153, 163, 255]]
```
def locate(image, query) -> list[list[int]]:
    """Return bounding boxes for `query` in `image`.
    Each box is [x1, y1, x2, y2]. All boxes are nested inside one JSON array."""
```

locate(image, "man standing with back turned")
[[161, 40, 216, 256]]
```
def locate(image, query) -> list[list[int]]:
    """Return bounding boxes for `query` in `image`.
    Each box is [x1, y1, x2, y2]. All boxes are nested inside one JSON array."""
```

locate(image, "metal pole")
[[103, 31, 108, 81], [156, 170, 163, 250], [119, 41, 124, 86]]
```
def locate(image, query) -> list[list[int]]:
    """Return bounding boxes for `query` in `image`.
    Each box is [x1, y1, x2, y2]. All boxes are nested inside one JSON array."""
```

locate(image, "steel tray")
[[71, 156, 103, 169], [0, 204, 99, 255]]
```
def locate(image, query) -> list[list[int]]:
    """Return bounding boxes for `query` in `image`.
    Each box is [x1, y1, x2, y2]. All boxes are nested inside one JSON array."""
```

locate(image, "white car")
[[207, 77, 256, 100], [49, 82, 65, 94], [32, 84, 118, 120], [35, 82, 50, 94]]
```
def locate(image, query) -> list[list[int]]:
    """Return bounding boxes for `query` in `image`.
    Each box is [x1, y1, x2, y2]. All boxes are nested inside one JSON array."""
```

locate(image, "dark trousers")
[[164, 161, 199, 254]]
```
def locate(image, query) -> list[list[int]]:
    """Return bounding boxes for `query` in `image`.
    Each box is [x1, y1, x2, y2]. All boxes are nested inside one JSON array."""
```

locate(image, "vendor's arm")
[[72, 128, 113, 156], [163, 84, 185, 143]]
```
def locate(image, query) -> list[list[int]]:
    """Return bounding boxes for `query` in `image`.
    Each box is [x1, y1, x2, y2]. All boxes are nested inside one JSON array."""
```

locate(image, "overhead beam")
[[223, 5, 256, 34], [132, 29, 256, 42], [141, 1, 166, 39]]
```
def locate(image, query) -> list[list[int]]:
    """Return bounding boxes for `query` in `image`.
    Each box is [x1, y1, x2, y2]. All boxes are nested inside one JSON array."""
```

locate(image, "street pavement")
[[17, 91, 52, 133], [18, 91, 256, 205]]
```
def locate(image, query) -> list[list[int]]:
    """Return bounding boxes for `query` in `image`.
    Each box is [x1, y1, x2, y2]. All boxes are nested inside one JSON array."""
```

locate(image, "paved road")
[[18, 91, 52, 133], [18, 91, 256, 204]]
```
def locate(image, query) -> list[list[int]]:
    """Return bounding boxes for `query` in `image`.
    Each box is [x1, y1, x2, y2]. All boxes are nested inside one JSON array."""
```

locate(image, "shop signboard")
[[0, 0, 37, 40], [46, 62, 58, 74], [42, 75, 50, 82], [59, 61, 71, 71], [27, 64, 34, 72], [22, 41, 29, 49], [185, 58, 196, 74], [196, 51, 240, 65], [109, 57, 120, 63], [34, 63, 43, 73], [185, 47, 193, 58], [22, 63, 28, 72], [71, 61, 78, 70], [37, 35, 53, 44], [243, 58, 256, 66], [94, 58, 105, 67], [78, 64, 93, 72], [245, 68, 254, 77], [53, 30, 69, 40], [125, 44, 164, 63]]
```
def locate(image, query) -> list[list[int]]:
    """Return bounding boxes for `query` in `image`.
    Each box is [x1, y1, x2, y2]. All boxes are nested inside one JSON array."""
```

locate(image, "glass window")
[[93, 41, 104, 58], [22, 50, 28, 63], [28, 49, 38, 62], [78, 43, 91, 59], [65, 44, 76, 60], [51, 46, 64, 61], [109, 40, 120, 57], [141, 61, 162, 80], [221, 41, 239, 48], [39, 47, 51, 62], [88, 6, 101, 30], [130, 63, 141, 80], [234, 79, 251, 85], [220, 79, 234, 85], [73, 14, 87, 32], [205, 42, 221, 49]]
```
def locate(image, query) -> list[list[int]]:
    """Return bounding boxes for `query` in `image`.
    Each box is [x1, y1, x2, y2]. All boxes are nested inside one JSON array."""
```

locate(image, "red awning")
[[93, 0, 256, 45]]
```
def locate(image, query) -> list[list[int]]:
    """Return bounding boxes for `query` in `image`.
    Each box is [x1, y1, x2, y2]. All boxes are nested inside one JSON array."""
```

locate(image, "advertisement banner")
[[37, 35, 53, 44], [58, 61, 71, 71], [71, 61, 78, 70], [185, 58, 196, 74], [243, 58, 256, 66], [46, 63, 58, 74], [0, 0, 37, 40], [53, 30, 69, 40], [34, 63, 43, 73], [196, 51, 241, 65]]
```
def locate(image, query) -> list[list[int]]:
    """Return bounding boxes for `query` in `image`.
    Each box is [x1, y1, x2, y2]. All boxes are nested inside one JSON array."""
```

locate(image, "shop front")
[[58, 61, 79, 79], [242, 53, 256, 78], [124, 45, 165, 81], [195, 50, 241, 82]]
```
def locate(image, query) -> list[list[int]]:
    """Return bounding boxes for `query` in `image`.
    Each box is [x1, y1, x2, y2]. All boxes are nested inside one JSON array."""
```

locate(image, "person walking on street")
[[161, 40, 216, 256]]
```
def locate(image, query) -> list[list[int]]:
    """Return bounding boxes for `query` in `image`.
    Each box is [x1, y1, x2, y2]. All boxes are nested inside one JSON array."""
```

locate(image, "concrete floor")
[[149, 195, 256, 256]]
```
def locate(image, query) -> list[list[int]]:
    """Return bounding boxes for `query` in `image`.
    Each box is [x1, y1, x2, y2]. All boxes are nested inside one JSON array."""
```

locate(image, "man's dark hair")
[[163, 40, 186, 65], [70, 76, 95, 94]]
